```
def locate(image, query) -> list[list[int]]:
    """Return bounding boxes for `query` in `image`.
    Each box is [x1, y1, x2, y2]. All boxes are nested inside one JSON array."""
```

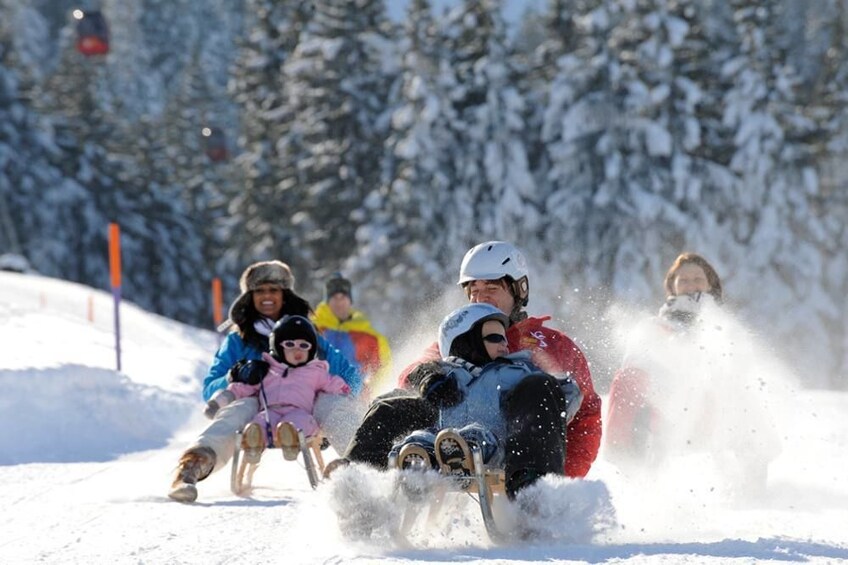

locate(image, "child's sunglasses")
[[282, 339, 312, 351]]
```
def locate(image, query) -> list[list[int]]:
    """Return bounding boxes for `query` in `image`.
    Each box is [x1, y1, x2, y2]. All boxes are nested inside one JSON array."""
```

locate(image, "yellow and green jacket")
[[312, 302, 392, 392]]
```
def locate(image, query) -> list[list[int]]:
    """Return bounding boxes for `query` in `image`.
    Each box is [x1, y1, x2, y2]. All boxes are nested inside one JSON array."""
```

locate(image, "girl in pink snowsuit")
[[228, 315, 350, 437]]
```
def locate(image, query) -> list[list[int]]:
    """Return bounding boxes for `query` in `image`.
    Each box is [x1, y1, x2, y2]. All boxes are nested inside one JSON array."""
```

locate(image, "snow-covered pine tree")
[[99, 0, 163, 119], [519, 0, 590, 181], [35, 10, 203, 325], [1, 1, 52, 90], [34, 15, 120, 285], [820, 2, 848, 388], [538, 0, 727, 374], [720, 0, 831, 383], [542, 0, 691, 304], [0, 10, 66, 268], [225, 0, 312, 280], [161, 46, 238, 293], [536, 0, 611, 297], [784, 0, 848, 387], [276, 0, 394, 294], [343, 0, 456, 334], [106, 114, 209, 325], [441, 0, 537, 245], [138, 0, 198, 91]]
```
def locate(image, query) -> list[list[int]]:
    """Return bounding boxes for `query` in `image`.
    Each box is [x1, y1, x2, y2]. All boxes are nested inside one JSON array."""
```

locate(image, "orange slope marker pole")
[[108, 222, 122, 372], [212, 277, 223, 327]]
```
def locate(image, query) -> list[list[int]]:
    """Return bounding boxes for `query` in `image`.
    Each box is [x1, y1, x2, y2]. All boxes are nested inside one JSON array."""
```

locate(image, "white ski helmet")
[[457, 241, 530, 306], [438, 303, 509, 358]]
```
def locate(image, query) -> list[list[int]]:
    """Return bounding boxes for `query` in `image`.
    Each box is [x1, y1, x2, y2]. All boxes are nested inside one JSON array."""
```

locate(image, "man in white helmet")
[[396, 241, 602, 479], [327, 242, 601, 480]]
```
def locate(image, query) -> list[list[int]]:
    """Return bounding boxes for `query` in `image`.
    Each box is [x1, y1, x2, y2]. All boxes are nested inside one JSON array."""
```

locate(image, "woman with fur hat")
[[168, 261, 363, 503]]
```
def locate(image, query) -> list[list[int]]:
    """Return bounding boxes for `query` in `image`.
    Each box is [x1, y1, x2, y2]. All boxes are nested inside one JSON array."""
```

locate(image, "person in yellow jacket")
[[312, 273, 392, 394]]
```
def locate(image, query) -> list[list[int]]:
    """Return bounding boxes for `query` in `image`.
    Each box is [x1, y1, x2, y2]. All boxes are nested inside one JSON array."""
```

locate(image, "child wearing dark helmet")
[[214, 315, 351, 462]]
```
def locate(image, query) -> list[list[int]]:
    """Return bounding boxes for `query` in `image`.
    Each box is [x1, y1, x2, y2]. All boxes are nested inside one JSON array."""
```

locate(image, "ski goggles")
[[482, 333, 507, 344], [281, 339, 312, 351]]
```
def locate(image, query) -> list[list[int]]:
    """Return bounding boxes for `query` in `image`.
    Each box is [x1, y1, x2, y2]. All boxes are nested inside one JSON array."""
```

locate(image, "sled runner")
[[389, 434, 508, 543], [230, 421, 326, 493]]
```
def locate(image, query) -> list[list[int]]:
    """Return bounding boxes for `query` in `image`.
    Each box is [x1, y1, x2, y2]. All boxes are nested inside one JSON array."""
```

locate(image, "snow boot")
[[390, 429, 437, 471], [435, 428, 474, 478], [241, 422, 266, 465], [168, 446, 215, 503], [275, 421, 300, 461]]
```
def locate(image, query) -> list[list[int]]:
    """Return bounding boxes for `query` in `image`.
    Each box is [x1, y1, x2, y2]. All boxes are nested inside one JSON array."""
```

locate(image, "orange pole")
[[212, 277, 223, 327], [88, 294, 94, 322], [109, 223, 122, 288], [108, 223, 122, 371]]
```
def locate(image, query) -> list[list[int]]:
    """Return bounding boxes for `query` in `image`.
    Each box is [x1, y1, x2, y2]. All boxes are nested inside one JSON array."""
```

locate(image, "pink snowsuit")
[[228, 352, 350, 437]]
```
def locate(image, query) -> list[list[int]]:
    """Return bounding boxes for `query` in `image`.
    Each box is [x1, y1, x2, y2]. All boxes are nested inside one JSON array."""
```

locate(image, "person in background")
[[312, 272, 392, 393], [605, 252, 723, 465], [326, 241, 602, 481], [168, 261, 363, 503], [604, 252, 780, 492]]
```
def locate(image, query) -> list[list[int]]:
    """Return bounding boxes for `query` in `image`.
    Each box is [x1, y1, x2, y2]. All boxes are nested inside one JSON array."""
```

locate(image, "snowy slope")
[[1, 271, 847, 564]]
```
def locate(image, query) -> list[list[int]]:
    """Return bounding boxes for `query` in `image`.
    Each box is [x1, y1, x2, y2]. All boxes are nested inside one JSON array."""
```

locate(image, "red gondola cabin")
[[75, 10, 109, 57], [202, 127, 228, 162]]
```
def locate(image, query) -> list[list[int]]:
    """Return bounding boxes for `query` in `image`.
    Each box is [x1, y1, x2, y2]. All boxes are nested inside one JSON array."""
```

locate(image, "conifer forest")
[[1, 0, 847, 388]]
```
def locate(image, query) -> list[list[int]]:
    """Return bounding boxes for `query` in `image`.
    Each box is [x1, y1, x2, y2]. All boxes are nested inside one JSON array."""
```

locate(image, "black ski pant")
[[343, 389, 438, 469], [503, 373, 568, 488]]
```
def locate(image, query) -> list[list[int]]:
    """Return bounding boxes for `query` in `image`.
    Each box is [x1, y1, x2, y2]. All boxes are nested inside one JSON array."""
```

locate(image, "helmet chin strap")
[[509, 277, 529, 305]]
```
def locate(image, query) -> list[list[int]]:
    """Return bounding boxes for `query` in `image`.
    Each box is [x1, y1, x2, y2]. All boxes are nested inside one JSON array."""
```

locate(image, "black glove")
[[415, 362, 463, 408], [406, 361, 443, 389], [229, 359, 269, 386]]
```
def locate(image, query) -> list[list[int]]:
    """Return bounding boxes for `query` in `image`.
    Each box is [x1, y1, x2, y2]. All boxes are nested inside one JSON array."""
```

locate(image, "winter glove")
[[229, 359, 270, 386], [406, 360, 442, 389], [659, 292, 707, 325], [414, 362, 464, 408], [204, 389, 235, 419]]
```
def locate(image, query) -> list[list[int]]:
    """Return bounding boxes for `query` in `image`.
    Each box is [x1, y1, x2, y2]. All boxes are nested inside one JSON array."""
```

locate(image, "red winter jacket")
[[604, 365, 651, 461], [397, 315, 602, 479], [603, 315, 681, 461]]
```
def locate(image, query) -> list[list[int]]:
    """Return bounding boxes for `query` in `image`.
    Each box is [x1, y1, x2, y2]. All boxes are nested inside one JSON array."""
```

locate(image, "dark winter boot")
[[168, 446, 215, 503], [390, 429, 437, 471], [435, 428, 475, 479]]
